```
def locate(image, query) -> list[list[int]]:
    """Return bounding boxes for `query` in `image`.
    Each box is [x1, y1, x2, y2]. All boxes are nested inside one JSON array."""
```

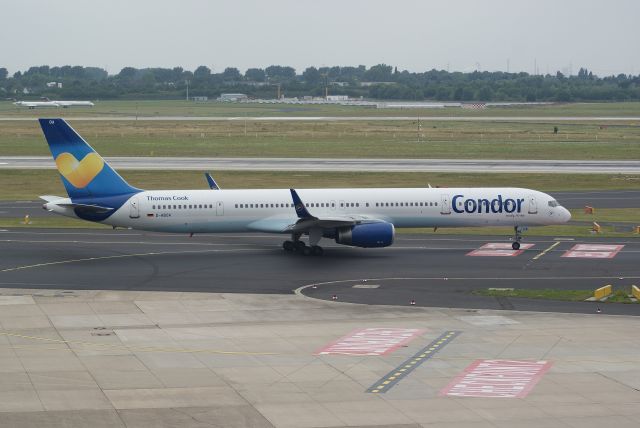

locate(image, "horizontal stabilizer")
[[39, 195, 63, 202], [55, 202, 114, 213]]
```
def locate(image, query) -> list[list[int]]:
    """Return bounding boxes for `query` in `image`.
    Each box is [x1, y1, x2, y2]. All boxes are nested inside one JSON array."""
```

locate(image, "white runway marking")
[[0, 248, 269, 273]]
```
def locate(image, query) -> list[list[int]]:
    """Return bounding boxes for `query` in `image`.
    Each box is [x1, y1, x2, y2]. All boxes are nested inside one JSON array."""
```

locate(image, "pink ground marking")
[[440, 359, 553, 398], [467, 243, 534, 257], [315, 327, 426, 356], [562, 244, 624, 259]]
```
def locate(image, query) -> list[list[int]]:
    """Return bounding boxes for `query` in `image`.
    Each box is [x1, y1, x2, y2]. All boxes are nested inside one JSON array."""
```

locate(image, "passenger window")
[[356, 203, 359, 207], [366, 203, 369, 207], [435, 202, 438, 206], [152, 205, 155, 209]]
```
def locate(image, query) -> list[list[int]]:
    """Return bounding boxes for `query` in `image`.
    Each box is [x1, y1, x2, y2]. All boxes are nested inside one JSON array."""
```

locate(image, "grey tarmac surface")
[[3, 156, 640, 174], [0, 228, 639, 427], [1, 115, 640, 121], [0, 228, 638, 316], [0, 287, 637, 427], [1, 190, 638, 219]]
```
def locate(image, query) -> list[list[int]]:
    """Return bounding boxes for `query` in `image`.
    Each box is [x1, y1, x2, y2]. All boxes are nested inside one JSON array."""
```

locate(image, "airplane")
[[14, 100, 94, 109], [38, 118, 571, 255], [14, 101, 59, 109], [52, 100, 95, 108]]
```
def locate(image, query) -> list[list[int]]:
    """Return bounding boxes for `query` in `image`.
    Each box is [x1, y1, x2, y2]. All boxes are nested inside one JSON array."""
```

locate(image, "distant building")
[[461, 102, 486, 109], [192, 96, 208, 102], [218, 93, 248, 102], [46, 82, 63, 88], [326, 95, 349, 101], [360, 81, 396, 87]]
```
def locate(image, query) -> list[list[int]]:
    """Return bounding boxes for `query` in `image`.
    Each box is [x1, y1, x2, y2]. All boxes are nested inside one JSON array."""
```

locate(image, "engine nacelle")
[[335, 222, 395, 248]]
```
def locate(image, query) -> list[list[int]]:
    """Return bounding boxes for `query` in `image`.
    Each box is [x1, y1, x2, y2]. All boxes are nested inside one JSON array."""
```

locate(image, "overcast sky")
[[2, 0, 638, 76]]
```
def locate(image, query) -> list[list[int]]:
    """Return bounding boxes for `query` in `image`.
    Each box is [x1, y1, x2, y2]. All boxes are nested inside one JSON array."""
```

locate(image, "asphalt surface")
[[1, 115, 639, 122], [0, 228, 638, 316], [1, 190, 637, 219], [3, 156, 640, 174]]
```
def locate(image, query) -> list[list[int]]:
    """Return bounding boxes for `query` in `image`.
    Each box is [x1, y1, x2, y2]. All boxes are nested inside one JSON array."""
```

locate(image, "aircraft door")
[[216, 201, 224, 216], [440, 194, 451, 215], [528, 196, 538, 214], [129, 196, 139, 218]]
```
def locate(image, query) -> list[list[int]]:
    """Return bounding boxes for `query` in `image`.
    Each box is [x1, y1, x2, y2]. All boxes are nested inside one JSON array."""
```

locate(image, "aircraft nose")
[[561, 207, 571, 222]]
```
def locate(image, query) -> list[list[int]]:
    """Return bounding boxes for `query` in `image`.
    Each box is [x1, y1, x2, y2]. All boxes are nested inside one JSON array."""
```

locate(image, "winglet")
[[290, 189, 315, 219], [205, 173, 220, 190]]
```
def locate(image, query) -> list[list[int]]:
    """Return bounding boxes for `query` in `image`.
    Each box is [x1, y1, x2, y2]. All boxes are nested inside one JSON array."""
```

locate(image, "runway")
[[1, 228, 637, 316], [1, 115, 639, 122], [3, 156, 640, 174]]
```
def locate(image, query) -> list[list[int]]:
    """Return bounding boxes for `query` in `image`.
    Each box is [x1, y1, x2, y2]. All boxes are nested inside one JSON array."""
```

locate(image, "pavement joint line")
[[533, 241, 561, 260], [0, 331, 277, 356], [366, 331, 461, 394]]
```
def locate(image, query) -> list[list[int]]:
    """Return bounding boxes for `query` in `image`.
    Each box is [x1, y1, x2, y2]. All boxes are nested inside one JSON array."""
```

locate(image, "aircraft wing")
[[246, 214, 383, 234], [248, 189, 387, 234], [284, 215, 382, 232], [245, 189, 388, 234]]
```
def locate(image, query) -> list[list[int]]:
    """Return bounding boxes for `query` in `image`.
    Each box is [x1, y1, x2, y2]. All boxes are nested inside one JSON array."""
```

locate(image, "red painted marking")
[[571, 244, 624, 252], [440, 359, 552, 398], [562, 244, 624, 259], [315, 328, 426, 356], [467, 243, 534, 257]]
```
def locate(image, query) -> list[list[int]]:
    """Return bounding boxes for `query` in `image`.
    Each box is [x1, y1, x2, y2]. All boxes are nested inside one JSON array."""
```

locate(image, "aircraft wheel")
[[283, 241, 295, 252], [301, 245, 312, 256], [311, 246, 324, 256], [512, 241, 521, 250], [294, 241, 306, 252]]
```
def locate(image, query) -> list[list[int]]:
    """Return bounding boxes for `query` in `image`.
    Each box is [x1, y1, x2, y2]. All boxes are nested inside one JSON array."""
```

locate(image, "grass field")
[[1, 119, 639, 159], [2, 100, 640, 118], [473, 288, 638, 303]]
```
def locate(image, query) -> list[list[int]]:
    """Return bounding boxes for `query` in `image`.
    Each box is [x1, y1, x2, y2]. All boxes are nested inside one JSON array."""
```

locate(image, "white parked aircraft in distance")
[[14, 100, 94, 109], [52, 100, 95, 107], [13, 101, 59, 109], [39, 118, 571, 255]]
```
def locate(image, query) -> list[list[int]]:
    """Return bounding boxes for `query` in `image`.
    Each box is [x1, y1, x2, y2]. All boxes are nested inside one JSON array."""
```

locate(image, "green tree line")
[[1, 64, 639, 101]]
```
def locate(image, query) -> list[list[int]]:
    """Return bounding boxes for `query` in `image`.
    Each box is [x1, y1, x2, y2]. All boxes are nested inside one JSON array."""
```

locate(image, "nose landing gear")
[[512, 226, 525, 250]]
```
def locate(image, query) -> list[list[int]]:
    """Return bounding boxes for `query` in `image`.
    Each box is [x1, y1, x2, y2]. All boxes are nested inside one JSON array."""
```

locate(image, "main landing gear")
[[511, 226, 524, 250], [282, 240, 324, 256], [282, 232, 324, 256]]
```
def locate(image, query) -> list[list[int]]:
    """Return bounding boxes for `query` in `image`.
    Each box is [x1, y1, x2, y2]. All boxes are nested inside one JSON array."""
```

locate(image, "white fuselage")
[[14, 101, 94, 108], [47, 187, 571, 234]]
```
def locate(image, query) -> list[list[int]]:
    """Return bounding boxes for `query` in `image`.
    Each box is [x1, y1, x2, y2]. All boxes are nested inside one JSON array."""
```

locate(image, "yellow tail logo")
[[55, 152, 104, 188]]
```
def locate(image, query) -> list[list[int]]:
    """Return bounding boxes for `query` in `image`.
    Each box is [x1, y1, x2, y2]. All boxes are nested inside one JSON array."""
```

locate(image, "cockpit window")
[[548, 200, 559, 207]]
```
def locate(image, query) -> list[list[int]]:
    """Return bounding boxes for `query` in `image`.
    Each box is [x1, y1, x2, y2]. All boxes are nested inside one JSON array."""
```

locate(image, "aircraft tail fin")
[[38, 118, 140, 199]]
